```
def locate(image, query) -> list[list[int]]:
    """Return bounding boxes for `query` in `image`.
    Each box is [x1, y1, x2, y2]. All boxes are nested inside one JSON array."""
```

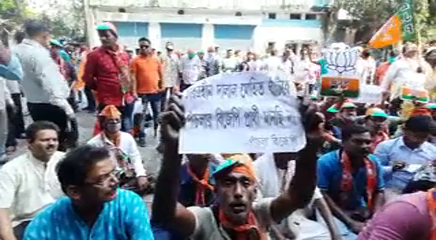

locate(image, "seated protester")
[[329, 101, 358, 139], [374, 116, 436, 197], [179, 154, 217, 207], [0, 121, 64, 240], [357, 164, 436, 240], [363, 108, 390, 152], [317, 124, 385, 239], [23, 145, 154, 240], [87, 105, 149, 195], [254, 153, 342, 240], [152, 93, 322, 240]]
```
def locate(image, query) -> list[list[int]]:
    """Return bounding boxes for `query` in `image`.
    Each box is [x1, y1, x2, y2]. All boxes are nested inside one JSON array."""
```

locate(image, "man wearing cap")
[[14, 20, 74, 151], [87, 105, 149, 194], [83, 22, 134, 132], [317, 124, 385, 238], [364, 108, 390, 152], [152, 93, 323, 240], [329, 101, 358, 139], [375, 115, 436, 197], [160, 42, 181, 94], [180, 50, 201, 91]]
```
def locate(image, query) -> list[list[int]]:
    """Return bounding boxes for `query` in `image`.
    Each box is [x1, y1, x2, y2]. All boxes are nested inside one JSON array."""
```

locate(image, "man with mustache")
[[0, 121, 65, 240], [317, 124, 385, 239], [23, 145, 154, 239], [152, 93, 322, 239]]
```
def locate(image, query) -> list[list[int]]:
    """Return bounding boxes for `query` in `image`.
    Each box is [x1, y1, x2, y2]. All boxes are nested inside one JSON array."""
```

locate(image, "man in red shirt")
[[83, 22, 134, 132], [130, 37, 163, 146]]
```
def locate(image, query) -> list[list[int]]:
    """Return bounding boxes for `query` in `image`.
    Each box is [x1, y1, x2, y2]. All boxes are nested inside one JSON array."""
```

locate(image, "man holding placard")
[[152, 91, 324, 240]]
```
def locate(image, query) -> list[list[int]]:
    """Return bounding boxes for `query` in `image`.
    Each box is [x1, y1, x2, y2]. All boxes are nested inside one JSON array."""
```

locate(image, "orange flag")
[[369, 15, 402, 49]]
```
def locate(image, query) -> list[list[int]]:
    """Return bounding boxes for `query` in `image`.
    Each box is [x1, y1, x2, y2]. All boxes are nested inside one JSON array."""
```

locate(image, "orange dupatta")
[[340, 151, 377, 211], [219, 209, 265, 240], [187, 165, 214, 207]]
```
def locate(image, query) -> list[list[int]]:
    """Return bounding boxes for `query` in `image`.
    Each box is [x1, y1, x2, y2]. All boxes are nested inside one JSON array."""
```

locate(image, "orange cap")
[[98, 105, 121, 119]]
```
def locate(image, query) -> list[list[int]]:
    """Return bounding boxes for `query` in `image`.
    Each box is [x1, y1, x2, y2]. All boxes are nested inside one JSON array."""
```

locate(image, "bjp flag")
[[369, 0, 416, 49]]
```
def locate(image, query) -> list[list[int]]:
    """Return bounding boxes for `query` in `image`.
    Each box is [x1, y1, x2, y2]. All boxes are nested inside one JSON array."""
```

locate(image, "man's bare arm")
[[0, 208, 16, 240], [151, 94, 196, 237]]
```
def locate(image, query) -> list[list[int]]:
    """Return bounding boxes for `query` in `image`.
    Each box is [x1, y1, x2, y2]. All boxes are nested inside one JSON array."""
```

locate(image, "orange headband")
[[226, 154, 256, 182]]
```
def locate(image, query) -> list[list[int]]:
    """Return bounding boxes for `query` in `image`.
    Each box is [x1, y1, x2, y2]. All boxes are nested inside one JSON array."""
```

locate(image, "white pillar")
[[202, 23, 214, 51], [149, 22, 161, 50]]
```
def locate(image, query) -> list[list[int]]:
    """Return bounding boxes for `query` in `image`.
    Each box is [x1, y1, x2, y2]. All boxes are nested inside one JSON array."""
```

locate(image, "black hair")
[[404, 116, 433, 132], [14, 31, 25, 44], [341, 124, 369, 142], [138, 37, 151, 44], [403, 180, 436, 194], [25, 121, 59, 143], [24, 20, 49, 38], [429, 40, 436, 45], [362, 49, 371, 58], [57, 145, 111, 193]]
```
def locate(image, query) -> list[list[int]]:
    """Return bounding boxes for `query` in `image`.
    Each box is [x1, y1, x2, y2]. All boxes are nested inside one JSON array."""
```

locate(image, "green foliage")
[[334, 0, 436, 42]]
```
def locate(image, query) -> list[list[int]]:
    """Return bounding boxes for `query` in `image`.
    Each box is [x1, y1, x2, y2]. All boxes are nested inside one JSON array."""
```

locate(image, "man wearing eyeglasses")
[[130, 37, 163, 146], [23, 145, 154, 240]]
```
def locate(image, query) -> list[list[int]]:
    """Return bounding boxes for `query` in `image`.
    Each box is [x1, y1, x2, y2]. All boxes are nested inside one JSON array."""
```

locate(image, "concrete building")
[[84, 0, 331, 54]]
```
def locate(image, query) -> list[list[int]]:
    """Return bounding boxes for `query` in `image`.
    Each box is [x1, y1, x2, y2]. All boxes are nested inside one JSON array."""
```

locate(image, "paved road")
[[7, 111, 163, 177]]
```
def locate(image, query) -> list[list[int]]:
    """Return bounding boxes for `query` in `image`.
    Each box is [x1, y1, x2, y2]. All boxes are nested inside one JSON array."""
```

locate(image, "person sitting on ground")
[[375, 115, 436, 198], [87, 105, 149, 195], [363, 108, 390, 152], [254, 152, 342, 240], [0, 121, 65, 240], [23, 145, 154, 239], [317, 124, 385, 239], [329, 101, 358, 137], [152, 93, 323, 240], [357, 163, 436, 240]]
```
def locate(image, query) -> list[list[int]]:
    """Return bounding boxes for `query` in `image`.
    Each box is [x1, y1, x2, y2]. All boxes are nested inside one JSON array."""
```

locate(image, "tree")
[[331, 0, 436, 43]]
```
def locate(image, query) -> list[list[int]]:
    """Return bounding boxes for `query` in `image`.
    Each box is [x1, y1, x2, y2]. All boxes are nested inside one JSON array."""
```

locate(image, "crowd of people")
[[1, 18, 436, 240]]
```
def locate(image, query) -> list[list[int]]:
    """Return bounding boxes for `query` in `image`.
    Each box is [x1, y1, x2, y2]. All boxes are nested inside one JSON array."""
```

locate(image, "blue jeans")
[[138, 93, 161, 138]]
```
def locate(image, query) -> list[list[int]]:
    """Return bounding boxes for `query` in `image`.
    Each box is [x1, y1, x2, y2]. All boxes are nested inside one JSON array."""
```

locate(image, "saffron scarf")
[[340, 151, 377, 211], [427, 189, 436, 240], [219, 209, 265, 240], [187, 165, 214, 207]]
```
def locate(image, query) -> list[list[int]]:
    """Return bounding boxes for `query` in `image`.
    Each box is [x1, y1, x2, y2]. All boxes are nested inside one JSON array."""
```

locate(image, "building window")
[[177, 9, 185, 15], [290, 14, 301, 20], [268, 13, 276, 19], [235, 12, 242, 17], [306, 14, 317, 20], [118, 8, 126, 13]]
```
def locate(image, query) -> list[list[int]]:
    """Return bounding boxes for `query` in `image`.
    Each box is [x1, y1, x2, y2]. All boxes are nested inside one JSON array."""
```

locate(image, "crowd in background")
[[2, 19, 436, 240]]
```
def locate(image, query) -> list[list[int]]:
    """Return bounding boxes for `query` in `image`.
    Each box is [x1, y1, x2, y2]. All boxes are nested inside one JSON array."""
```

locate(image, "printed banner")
[[400, 87, 429, 103], [353, 85, 383, 104], [369, 0, 415, 48], [320, 48, 360, 98], [179, 72, 306, 154]]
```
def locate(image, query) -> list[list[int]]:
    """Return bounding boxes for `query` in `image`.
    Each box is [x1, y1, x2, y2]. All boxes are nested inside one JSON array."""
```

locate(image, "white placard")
[[179, 72, 306, 154], [353, 85, 383, 104]]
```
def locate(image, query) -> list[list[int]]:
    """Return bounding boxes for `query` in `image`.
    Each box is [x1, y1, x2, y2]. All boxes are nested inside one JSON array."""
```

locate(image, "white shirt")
[[87, 132, 146, 177], [0, 151, 64, 226], [14, 39, 73, 116], [221, 57, 238, 72], [161, 53, 180, 88], [357, 57, 376, 85], [381, 57, 428, 100], [180, 56, 201, 85]]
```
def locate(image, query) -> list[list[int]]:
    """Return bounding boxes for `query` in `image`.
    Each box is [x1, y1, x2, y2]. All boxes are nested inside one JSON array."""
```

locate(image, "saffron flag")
[[369, 0, 416, 49]]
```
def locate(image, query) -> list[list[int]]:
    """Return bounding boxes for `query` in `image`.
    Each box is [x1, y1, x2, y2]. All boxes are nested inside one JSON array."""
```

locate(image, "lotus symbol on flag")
[[324, 48, 359, 75]]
